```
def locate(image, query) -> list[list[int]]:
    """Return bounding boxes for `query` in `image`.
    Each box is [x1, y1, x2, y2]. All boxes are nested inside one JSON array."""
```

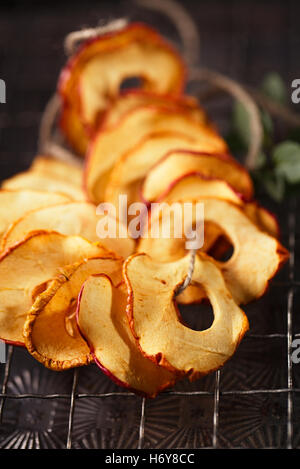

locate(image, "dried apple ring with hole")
[[60, 90, 204, 156], [85, 106, 228, 203], [100, 90, 206, 130], [104, 132, 229, 211], [60, 89, 204, 156], [142, 149, 254, 202], [124, 253, 249, 379], [0, 231, 111, 345], [24, 256, 122, 370], [58, 23, 186, 153], [138, 198, 288, 304], [76, 275, 177, 396], [147, 171, 279, 282], [152, 172, 243, 205], [150, 172, 279, 238], [63, 23, 186, 127]]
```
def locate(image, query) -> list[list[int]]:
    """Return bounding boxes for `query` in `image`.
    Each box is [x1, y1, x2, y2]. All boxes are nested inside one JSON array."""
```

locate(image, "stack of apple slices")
[[0, 23, 289, 397]]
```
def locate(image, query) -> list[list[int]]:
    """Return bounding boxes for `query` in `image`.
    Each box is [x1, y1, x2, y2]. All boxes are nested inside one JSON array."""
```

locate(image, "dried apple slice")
[[24, 256, 122, 370], [153, 172, 244, 205], [77, 275, 177, 396], [60, 104, 90, 156], [60, 23, 185, 126], [94, 214, 135, 259], [142, 150, 253, 202], [101, 90, 206, 130], [243, 202, 279, 238], [2, 201, 135, 258], [1, 202, 99, 251], [0, 189, 71, 238], [138, 198, 288, 304], [150, 172, 278, 237], [85, 107, 228, 203], [0, 231, 111, 345], [2, 170, 86, 201], [105, 131, 224, 210], [124, 253, 249, 379], [58, 23, 186, 152], [60, 91, 205, 157], [31, 156, 83, 187]]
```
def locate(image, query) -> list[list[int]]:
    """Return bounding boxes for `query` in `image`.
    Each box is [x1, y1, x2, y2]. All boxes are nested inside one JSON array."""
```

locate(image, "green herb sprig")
[[226, 72, 300, 201]]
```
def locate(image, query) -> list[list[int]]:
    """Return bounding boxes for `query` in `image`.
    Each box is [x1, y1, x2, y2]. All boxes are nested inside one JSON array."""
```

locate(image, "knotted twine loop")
[[64, 18, 128, 56]]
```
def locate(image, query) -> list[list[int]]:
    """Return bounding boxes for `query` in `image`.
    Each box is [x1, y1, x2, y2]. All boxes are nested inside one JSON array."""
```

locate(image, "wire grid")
[[0, 199, 298, 449]]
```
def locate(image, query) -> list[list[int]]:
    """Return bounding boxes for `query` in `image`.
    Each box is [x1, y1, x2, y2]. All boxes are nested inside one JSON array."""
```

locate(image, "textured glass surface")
[[221, 337, 288, 391], [0, 397, 70, 449], [143, 394, 214, 448], [72, 397, 141, 449], [218, 393, 288, 448], [293, 393, 300, 449]]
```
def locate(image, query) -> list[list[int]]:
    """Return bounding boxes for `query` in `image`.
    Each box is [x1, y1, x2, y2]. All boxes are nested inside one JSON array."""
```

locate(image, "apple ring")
[[24, 256, 123, 370], [0, 231, 110, 345], [76, 274, 177, 396], [138, 198, 288, 304], [124, 253, 249, 379], [85, 106, 227, 203], [58, 23, 186, 154]]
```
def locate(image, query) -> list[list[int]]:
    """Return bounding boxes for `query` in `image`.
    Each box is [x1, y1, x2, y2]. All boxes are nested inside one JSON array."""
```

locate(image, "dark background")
[[0, 0, 299, 179]]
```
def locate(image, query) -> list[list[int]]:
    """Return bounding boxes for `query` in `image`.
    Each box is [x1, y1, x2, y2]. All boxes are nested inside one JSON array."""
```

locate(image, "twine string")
[[134, 0, 200, 66], [38, 93, 82, 166], [39, 3, 263, 170], [39, 18, 129, 161], [190, 67, 263, 170], [176, 249, 197, 295], [37, 0, 270, 288], [37, 3, 262, 288]]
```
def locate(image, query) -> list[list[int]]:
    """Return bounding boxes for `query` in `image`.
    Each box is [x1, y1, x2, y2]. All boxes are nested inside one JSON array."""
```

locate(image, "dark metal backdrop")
[[0, 0, 299, 449]]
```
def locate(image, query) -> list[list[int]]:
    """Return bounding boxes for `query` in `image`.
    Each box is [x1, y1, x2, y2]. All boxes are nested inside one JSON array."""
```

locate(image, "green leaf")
[[272, 140, 300, 184], [232, 100, 273, 150], [261, 72, 287, 105], [260, 108, 273, 147], [255, 151, 267, 169]]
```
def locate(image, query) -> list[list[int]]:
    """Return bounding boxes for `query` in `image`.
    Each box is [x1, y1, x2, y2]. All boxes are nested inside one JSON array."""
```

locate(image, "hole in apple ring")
[[120, 76, 143, 91]]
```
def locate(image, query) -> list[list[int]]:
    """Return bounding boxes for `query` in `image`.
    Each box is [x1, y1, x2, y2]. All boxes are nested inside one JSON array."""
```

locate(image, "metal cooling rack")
[[0, 199, 299, 449]]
